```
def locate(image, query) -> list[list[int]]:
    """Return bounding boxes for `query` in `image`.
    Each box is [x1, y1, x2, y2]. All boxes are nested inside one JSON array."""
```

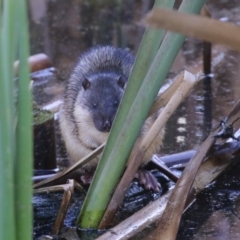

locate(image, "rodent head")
[[79, 72, 126, 132]]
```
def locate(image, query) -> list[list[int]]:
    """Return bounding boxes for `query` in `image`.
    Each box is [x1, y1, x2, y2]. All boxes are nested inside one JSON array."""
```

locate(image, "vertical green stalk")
[[78, 0, 175, 228], [1, 0, 31, 239], [15, 0, 32, 239], [0, 0, 16, 239]]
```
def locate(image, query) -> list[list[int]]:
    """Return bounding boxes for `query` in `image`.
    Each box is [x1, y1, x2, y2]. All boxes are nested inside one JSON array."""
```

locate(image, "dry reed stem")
[[34, 180, 75, 235], [149, 71, 184, 116], [33, 143, 105, 188], [51, 180, 74, 235], [145, 8, 240, 51], [96, 191, 172, 240]]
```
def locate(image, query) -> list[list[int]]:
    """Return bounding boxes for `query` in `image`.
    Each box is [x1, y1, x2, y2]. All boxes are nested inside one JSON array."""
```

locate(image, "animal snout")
[[103, 120, 112, 131]]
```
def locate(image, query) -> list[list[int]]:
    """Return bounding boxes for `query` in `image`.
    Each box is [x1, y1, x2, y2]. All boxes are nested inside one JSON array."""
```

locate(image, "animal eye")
[[93, 102, 97, 108]]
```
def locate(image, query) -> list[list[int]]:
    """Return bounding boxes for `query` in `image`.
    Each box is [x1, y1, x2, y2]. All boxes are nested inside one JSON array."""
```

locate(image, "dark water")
[[29, 0, 240, 239]]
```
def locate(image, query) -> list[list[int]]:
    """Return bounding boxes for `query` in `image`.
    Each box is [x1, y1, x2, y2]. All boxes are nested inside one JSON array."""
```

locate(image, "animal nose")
[[103, 120, 112, 131]]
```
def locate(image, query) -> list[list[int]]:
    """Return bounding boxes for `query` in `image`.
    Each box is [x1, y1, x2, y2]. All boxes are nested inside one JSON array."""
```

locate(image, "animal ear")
[[82, 78, 91, 90], [117, 75, 125, 89]]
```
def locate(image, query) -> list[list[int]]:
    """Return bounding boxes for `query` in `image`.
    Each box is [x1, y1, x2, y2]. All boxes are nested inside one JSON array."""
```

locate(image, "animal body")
[[59, 46, 164, 190]]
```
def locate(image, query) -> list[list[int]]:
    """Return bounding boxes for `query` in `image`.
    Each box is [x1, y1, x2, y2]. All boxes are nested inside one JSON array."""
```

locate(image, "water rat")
[[59, 46, 164, 191]]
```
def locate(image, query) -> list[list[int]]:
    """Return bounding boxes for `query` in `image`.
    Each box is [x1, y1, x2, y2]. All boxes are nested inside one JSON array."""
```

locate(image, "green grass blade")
[[15, 0, 33, 239], [0, 0, 16, 239]]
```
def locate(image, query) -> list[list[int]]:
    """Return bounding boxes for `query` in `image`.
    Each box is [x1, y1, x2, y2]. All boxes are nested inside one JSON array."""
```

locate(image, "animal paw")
[[134, 169, 161, 192], [80, 172, 94, 185]]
